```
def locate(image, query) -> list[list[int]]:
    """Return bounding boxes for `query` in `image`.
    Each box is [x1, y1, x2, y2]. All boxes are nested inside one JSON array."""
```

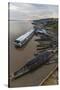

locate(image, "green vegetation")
[[45, 21, 58, 31]]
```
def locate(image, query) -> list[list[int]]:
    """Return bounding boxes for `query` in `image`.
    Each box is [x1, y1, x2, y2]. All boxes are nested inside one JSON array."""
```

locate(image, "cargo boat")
[[10, 48, 57, 80]]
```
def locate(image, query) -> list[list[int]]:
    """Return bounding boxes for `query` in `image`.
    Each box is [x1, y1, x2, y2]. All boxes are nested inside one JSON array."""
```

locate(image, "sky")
[[8, 3, 58, 20]]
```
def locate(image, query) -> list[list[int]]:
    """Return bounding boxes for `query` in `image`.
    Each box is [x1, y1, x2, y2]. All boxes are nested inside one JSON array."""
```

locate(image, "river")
[[9, 20, 57, 87]]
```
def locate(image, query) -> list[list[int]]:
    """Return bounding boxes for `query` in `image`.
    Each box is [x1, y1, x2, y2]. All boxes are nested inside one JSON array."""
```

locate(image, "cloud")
[[9, 4, 19, 11], [9, 3, 58, 20]]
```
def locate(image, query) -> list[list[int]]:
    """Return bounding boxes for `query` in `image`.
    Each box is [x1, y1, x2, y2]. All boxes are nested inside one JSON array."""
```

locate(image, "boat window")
[[15, 40, 20, 43]]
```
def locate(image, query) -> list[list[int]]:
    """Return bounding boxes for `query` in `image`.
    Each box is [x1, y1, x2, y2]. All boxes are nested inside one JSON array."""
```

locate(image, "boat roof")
[[26, 51, 50, 66], [16, 29, 34, 42], [36, 29, 48, 35]]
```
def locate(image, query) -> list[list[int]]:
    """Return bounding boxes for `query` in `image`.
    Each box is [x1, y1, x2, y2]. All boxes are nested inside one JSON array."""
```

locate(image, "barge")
[[14, 29, 35, 47]]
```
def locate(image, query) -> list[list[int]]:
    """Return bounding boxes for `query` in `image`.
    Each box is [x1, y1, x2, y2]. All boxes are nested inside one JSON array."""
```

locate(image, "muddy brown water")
[[9, 20, 58, 87]]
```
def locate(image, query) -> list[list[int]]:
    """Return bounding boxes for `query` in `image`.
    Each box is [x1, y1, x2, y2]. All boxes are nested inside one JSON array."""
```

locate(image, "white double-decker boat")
[[14, 29, 35, 47]]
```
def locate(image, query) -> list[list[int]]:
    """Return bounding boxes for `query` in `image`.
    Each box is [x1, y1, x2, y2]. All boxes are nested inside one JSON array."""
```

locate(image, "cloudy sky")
[[8, 3, 58, 20]]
